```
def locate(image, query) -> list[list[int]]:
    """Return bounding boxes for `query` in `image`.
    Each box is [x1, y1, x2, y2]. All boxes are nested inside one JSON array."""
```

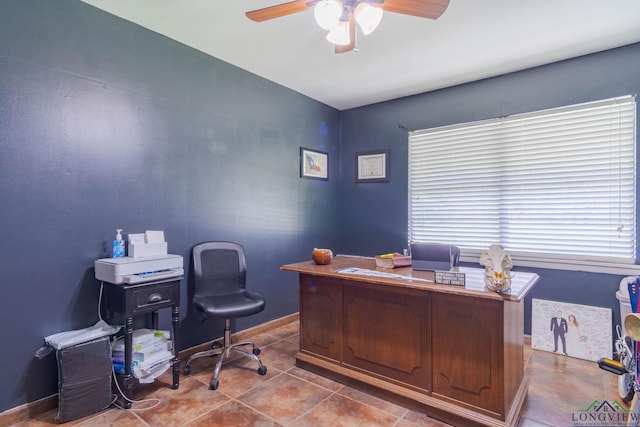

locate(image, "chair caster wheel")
[[183, 365, 191, 375], [257, 365, 267, 376], [209, 378, 219, 390], [253, 347, 261, 356]]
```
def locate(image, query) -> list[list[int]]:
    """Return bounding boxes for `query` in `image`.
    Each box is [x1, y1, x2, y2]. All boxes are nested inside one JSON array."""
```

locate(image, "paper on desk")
[[337, 267, 430, 282]]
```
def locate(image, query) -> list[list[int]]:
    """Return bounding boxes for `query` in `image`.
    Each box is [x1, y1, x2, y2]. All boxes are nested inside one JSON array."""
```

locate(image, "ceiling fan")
[[246, 0, 450, 54]]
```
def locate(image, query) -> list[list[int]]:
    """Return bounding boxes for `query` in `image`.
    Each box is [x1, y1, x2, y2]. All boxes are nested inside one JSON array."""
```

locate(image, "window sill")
[[460, 252, 640, 276]]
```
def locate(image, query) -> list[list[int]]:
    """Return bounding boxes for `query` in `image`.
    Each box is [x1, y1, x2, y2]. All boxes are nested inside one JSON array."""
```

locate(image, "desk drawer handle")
[[148, 293, 163, 303]]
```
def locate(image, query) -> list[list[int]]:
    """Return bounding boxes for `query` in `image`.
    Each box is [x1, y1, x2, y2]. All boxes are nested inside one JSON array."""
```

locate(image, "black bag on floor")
[[55, 336, 112, 423]]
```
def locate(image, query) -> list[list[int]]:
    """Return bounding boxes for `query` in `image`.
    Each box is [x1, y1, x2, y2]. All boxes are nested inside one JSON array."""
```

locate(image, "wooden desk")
[[281, 256, 538, 427]]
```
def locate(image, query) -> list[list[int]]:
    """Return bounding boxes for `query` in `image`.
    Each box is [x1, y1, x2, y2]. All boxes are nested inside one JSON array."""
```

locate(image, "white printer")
[[95, 254, 183, 284]]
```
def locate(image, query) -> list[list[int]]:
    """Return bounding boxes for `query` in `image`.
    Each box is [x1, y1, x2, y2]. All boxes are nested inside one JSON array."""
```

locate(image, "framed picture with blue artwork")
[[300, 147, 328, 180]]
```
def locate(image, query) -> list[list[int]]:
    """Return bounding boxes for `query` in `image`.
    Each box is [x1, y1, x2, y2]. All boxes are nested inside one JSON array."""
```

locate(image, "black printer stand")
[[101, 277, 181, 408]]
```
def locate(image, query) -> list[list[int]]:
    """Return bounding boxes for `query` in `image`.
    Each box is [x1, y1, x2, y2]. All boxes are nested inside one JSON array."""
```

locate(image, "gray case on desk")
[[56, 336, 112, 423], [410, 243, 459, 271]]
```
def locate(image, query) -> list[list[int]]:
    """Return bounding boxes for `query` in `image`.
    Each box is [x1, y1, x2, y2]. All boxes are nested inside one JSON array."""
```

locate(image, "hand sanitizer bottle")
[[113, 229, 125, 258]]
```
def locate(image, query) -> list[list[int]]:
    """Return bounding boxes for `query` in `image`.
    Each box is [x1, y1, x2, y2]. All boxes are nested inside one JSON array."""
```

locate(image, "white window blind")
[[408, 96, 637, 269]]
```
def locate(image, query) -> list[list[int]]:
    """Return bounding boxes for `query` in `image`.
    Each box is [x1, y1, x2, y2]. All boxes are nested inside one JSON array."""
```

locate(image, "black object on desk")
[[101, 277, 181, 408]]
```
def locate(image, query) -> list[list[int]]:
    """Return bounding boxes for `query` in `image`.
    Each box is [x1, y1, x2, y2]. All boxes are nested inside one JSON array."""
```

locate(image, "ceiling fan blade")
[[381, 0, 450, 20], [246, 0, 313, 22], [335, 11, 356, 54]]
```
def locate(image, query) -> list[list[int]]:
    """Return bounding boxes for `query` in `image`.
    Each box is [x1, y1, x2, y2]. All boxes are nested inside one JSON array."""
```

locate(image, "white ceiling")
[[81, 0, 640, 110]]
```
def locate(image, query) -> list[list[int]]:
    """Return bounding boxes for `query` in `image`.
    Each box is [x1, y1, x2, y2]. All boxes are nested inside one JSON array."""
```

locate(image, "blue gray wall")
[[0, 0, 340, 412], [2, 0, 640, 415], [337, 42, 640, 340]]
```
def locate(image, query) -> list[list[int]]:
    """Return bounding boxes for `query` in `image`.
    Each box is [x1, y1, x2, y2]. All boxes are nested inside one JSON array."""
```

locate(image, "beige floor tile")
[[337, 386, 408, 418], [258, 338, 300, 372], [236, 372, 332, 424], [288, 393, 398, 427], [132, 377, 230, 427], [184, 400, 283, 427], [286, 366, 345, 392]]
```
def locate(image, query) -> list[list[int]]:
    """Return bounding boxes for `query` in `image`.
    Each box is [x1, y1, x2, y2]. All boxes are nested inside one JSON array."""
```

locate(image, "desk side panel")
[[299, 275, 342, 362], [503, 299, 525, 411], [343, 282, 430, 391], [431, 294, 505, 418]]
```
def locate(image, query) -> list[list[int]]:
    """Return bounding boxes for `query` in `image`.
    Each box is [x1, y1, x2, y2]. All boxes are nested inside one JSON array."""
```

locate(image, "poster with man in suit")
[[550, 310, 568, 355], [532, 299, 611, 362]]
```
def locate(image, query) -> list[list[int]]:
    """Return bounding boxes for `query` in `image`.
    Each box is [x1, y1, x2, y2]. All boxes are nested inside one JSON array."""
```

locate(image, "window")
[[408, 96, 637, 273]]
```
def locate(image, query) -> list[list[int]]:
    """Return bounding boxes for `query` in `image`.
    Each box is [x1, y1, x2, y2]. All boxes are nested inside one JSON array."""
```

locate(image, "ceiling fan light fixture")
[[326, 20, 351, 45], [354, 2, 383, 35], [314, 0, 343, 30]]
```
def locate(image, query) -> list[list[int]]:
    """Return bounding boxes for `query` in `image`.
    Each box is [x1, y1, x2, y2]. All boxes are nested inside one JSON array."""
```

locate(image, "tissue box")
[[129, 242, 168, 258]]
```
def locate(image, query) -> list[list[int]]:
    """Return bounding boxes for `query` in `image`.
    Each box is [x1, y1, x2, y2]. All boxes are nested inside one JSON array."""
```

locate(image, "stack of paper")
[[112, 329, 173, 383]]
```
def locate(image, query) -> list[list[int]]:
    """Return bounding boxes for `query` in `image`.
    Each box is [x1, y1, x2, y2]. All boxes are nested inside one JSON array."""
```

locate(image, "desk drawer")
[[131, 282, 177, 315], [104, 280, 180, 318]]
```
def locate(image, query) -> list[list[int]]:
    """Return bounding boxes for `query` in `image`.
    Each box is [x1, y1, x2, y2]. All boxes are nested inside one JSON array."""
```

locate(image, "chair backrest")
[[192, 241, 247, 297]]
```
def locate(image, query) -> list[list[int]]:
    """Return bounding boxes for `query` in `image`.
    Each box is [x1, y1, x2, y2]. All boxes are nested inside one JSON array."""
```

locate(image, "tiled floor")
[[8, 320, 624, 427]]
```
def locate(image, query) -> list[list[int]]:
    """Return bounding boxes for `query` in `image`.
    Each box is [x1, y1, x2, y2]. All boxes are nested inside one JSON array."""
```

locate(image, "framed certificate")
[[356, 150, 389, 183]]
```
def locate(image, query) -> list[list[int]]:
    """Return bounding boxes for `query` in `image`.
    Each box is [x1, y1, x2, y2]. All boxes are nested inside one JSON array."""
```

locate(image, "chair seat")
[[193, 289, 265, 320]]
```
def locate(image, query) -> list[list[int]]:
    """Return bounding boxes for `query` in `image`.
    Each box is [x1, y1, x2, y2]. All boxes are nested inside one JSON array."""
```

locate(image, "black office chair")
[[183, 241, 267, 390]]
